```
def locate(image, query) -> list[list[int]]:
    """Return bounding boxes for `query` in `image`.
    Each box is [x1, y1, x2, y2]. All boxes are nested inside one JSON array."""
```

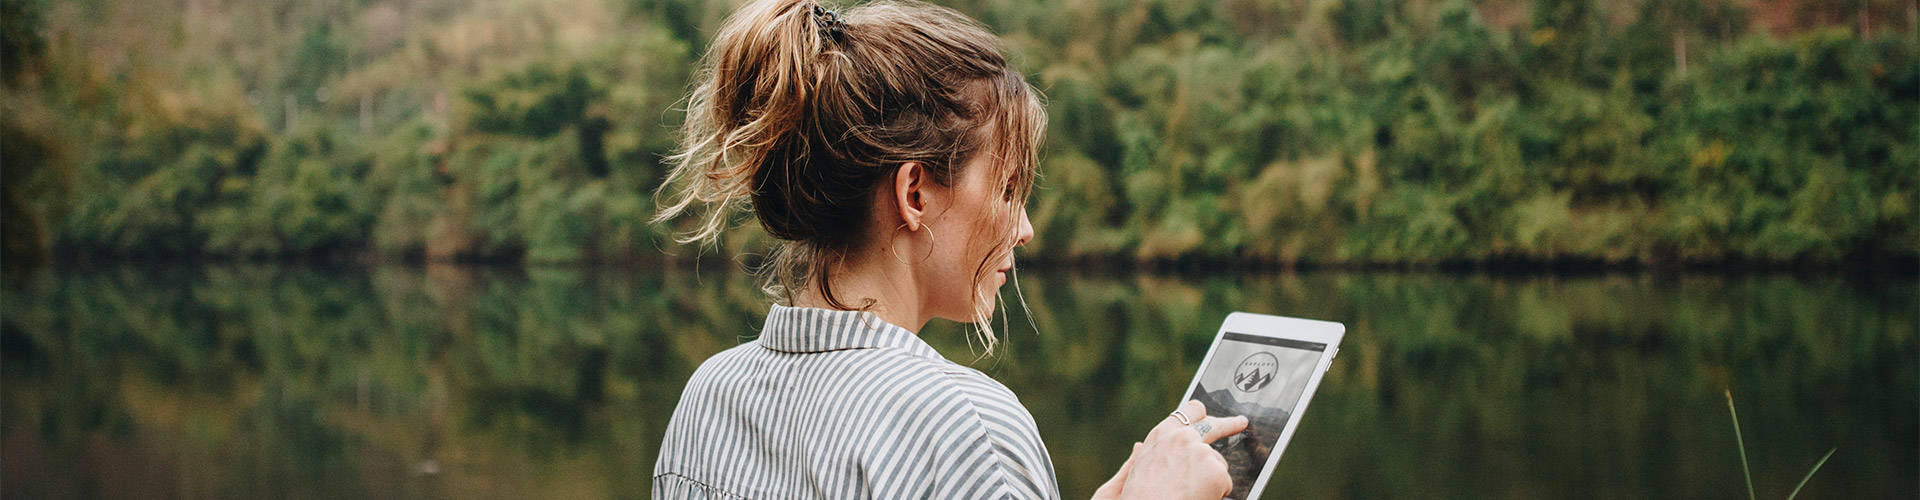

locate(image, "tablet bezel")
[[1179, 312, 1345, 500]]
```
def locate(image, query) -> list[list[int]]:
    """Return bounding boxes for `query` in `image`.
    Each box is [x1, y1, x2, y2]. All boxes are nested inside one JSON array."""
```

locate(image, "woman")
[[650, 1, 1246, 498]]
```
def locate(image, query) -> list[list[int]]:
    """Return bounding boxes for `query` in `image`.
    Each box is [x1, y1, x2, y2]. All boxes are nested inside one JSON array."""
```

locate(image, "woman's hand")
[[1091, 400, 1248, 500]]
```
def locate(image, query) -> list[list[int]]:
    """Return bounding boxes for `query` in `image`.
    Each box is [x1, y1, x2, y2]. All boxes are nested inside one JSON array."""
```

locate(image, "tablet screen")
[[1184, 332, 1327, 500]]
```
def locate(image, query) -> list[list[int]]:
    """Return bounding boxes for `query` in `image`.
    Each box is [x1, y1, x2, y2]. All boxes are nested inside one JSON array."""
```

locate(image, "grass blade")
[[1727, 390, 1757, 500], [1784, 448, 1836, 500]]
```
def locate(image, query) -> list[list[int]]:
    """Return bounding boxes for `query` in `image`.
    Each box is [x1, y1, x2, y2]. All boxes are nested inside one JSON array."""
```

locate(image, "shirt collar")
[[757, 304, 943, 359]]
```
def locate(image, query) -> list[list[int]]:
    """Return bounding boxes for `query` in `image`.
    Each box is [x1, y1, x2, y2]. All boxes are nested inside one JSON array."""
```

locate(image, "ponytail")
[[654, 0, 839, 245]]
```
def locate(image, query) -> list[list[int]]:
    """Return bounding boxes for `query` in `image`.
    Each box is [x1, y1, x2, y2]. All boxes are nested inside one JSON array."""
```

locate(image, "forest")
[[3, 0, 1915, 269]]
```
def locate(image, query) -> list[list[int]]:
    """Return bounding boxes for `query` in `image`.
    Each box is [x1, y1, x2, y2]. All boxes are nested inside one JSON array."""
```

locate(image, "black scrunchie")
[[812, 5, 845, 41]]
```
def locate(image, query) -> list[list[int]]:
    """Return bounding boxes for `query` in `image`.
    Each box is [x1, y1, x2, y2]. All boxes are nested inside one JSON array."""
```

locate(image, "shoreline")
[[14, 250, 1918, 279]]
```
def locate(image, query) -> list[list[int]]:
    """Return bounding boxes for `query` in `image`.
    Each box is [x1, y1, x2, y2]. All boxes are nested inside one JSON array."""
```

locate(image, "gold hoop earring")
[[888, 222, 937, 265]]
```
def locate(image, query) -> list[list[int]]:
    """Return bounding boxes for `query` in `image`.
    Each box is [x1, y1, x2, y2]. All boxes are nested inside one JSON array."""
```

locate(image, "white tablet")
[[1179, 312, 1345, 500]]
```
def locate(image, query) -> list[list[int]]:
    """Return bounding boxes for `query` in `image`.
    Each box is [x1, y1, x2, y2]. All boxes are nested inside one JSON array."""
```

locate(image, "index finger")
[[1191, 415, 1249, 444]]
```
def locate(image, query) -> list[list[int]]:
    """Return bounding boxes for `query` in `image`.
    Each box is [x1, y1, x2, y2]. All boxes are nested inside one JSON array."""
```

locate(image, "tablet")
[[1179, 312, 1345, 500]]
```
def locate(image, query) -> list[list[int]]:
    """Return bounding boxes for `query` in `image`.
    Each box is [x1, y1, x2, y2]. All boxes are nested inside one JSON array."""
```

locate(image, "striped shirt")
[[653, 304, 1060, 499]]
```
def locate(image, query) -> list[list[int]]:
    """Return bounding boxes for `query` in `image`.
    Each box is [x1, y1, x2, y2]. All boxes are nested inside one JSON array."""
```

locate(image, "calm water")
[[2, 265, 1914, 499]]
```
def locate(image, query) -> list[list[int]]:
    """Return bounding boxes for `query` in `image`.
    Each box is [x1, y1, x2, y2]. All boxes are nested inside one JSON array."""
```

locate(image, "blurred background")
[[4, 0, 1916, 266], [1, 0, 1914, 499]]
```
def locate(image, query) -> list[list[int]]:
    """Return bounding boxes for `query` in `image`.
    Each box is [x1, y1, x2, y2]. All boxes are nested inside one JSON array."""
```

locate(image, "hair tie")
[[812, 5, 845, 41]]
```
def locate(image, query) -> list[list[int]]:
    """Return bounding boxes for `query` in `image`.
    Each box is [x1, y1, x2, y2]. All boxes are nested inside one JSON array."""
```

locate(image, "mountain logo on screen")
[[1232, 352, 1278, 393]]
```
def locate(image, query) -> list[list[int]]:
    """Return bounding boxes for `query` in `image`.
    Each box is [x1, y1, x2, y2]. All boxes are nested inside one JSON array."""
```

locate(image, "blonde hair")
[[652, 0, 1045, 347]]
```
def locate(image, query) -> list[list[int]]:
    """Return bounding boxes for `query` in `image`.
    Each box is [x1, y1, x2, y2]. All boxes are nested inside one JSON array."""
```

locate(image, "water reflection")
[[3, 265, 1914, 499]]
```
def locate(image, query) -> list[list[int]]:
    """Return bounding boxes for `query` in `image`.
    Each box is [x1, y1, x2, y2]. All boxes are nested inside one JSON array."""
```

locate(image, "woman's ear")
[[890, 162, 927, 230]]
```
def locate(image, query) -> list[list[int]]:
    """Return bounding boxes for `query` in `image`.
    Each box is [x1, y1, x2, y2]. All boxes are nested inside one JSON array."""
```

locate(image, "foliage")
[[2, 0, 1914, 266], [2, 0, 68, 274]]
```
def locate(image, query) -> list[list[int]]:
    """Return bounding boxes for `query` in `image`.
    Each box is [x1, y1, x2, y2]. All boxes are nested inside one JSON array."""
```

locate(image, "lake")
[[2, 264, 1913, 499]]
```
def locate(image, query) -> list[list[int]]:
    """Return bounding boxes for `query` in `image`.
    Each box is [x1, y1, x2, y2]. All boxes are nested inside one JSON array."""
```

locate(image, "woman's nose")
[[1013, 208, 1034, 247]]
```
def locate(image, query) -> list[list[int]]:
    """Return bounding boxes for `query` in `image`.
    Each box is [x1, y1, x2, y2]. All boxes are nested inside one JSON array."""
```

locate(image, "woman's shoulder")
[[681, 339, 1015, 401], [832, 352, 1058, 498], [923, 362, 1032, 423], [837, 348, 1030, 419], [676, 331, 1038, 428]]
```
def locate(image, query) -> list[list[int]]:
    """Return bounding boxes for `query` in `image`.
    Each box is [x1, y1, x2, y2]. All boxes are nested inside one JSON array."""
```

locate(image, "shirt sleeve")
[[928, 369, 1062, 500]]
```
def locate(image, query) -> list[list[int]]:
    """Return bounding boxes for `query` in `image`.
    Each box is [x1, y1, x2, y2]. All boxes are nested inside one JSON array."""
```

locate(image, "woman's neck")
[[790, 254, 928, 333]]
